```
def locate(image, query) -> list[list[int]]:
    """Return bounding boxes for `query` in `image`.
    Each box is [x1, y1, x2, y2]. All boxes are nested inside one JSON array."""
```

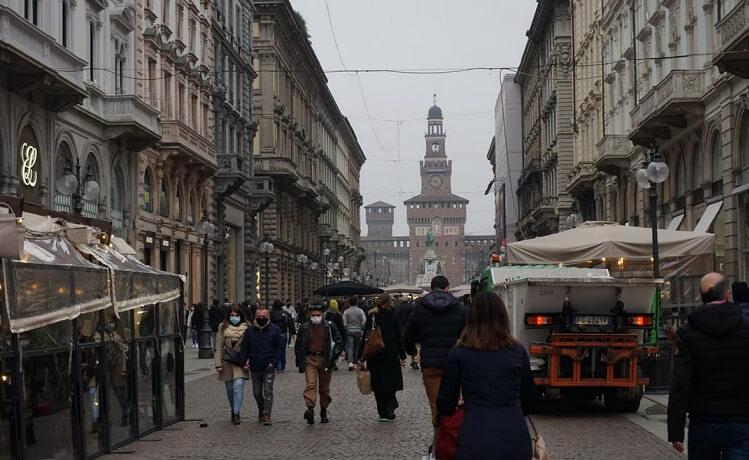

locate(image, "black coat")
[[668, 302, 749, 442], [238, 323, 285, 372], [208, 307, 224, 332], [270, 307, 295, 334], [403, 290, 466, 369], [436, 344, 534, 460], [395, 302, 413, 328], [358, 308, 406, 392], [325, 310, 345, 339]]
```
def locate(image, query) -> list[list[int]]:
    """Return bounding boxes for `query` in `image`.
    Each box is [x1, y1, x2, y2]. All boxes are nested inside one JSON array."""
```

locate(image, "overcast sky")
[[290, 0, 536, 236]]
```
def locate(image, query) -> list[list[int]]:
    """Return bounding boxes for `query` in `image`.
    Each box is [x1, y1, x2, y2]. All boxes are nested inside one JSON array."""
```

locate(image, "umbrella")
[[313, 281, 384, 297]]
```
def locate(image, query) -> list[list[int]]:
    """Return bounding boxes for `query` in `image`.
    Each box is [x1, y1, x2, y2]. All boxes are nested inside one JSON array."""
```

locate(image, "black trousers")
[[374, 390, 399, 418]]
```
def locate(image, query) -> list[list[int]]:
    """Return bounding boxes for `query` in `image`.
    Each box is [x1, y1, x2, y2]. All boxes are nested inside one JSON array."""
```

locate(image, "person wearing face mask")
[[294, 297, 344, 425], [239, 306, 284, 426], [214, 305, 250, 425]]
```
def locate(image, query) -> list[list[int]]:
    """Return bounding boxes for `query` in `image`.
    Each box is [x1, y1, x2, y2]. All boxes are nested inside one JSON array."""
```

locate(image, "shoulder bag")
[[361, 315, 385, 361], [222, 330, 245, 367], [528, 415, 549, 460]]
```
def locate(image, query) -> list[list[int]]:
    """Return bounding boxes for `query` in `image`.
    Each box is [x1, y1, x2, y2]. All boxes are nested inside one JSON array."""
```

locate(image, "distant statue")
[[425, 230, 434, 248], [436, 260, 443, 275]]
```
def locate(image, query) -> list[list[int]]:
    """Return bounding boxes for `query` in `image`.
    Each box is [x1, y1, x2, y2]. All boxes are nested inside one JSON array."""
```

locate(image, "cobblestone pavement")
[[105, 350, 684, 459]]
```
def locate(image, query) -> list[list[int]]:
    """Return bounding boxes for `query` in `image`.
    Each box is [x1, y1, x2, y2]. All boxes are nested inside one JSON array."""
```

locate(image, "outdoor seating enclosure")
[[0, 209, 184, 460]]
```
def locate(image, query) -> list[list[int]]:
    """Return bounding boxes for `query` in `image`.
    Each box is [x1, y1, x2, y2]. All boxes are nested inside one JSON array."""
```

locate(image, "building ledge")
[[596, 134, 632, 175], [714, 0, 749, 78]]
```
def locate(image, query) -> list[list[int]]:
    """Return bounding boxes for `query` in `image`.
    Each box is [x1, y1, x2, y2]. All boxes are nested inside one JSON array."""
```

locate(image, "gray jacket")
[[343, 306, 366, 335]]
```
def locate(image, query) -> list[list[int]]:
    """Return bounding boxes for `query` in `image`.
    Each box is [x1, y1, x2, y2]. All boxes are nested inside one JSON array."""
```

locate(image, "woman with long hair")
[[436, 291, 534, 459], [358, 293, 406, 421], [214, 305, 250, 425]]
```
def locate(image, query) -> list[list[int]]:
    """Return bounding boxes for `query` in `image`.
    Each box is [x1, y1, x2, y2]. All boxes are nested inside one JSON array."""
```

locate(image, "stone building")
[[0, 0, 158, 241], [516, 0, 576, 239], [252, 0, 365, 304], [361, 100, 494, 286], [135, 0, 217, 306], [211, 0, 272, 304]]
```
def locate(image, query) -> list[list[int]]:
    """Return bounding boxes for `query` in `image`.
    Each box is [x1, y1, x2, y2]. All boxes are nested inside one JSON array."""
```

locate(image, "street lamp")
[[323, 248, 331, 298], [56, 157, 101, 215], [636, 145, 669, 342], [337, 255, 344, 282], [296, 254, 308, 303], [197, 214, 215, 359], [258, 239, 274, 307]]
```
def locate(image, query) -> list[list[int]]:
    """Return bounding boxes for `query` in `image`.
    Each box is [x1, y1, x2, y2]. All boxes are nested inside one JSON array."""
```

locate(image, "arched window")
[[114, 42, 125, 94], [711, 132, 723, 195], [175, 186, 182, 221], [54, 143, 75, 213], [676, 152, 686, 197], [160, 178, 169, 217], [82, 152, 100, 218], [143, 169, 153, 212], [111, 165, 125, 236]]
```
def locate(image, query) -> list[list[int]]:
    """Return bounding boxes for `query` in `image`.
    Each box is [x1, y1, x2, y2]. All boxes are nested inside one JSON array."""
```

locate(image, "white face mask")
[[310, 316, 323, 325]]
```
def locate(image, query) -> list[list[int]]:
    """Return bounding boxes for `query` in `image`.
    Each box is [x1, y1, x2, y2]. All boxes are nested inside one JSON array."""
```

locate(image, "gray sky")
[[290, 0, 536, 236]]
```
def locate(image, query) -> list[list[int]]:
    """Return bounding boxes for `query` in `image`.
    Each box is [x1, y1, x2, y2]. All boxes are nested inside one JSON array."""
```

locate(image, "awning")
[[667, 214, 685, 231], [76, 242, 182, 314], [3, 218, 111, 333], [694, 201, 723, 233]]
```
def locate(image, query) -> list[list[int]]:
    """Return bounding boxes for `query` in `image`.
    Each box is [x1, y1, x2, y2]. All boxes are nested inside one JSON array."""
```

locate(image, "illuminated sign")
[[20, 142, 38, 187]]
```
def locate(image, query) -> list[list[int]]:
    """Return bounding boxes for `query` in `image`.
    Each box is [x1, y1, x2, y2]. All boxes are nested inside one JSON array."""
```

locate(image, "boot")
[[304, 407, 315, 425], [320, 408, 329, 424], [232, 413, 241, 425], [258, 413, 264, 424], [263, 414, 272, 426]]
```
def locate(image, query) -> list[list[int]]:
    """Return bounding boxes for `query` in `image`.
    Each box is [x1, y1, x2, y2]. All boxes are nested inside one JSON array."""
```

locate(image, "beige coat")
[[214, 322, 250, 381]]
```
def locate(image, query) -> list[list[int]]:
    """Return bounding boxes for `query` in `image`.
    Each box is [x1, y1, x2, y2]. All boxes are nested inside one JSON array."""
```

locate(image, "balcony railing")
[[101, 95, 160, 150], [596, 134, 632, 175], [715, 0, 749, 77]]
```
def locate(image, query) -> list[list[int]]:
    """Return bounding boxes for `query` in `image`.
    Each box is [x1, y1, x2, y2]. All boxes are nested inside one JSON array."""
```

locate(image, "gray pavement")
[[105, 349, 684, 459]]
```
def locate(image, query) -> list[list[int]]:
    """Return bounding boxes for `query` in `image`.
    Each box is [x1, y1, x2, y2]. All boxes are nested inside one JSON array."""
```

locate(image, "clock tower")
[[405, 97, 469, 285]]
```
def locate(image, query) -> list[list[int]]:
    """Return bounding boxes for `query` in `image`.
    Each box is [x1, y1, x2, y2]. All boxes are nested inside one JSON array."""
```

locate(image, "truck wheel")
[[604, 392, 642, 413]]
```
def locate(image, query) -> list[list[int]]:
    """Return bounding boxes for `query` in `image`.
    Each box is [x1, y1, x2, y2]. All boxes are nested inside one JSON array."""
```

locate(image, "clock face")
[[431, 143, 440, 152], [428, 175, 443, 189]]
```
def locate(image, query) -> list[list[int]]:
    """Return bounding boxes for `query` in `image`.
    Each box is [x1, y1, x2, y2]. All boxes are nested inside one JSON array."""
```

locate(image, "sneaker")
[[304, 408, 315, 425]]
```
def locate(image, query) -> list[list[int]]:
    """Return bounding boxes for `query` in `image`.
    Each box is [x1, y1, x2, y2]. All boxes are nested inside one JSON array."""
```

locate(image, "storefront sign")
[[20, 142, 38, 187]]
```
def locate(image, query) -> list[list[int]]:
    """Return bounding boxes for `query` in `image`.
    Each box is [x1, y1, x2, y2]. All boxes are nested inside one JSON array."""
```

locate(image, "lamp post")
[[310, 262, 318, 295], [258, 240, 274, 307], [636, 145, 670, 342], [197, 215, 215, 359], [56, 157, 101, 215], [323, 248, 331, 298], [296, 254, 308, 303]]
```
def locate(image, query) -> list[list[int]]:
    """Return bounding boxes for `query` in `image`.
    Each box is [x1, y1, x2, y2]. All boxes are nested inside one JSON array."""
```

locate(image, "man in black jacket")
[[270, 299, 295, 371], [396, 295, 419, 370], [403, 275, 466, 428], [294, 300, 344, 425], [668, 272, 749, 457]]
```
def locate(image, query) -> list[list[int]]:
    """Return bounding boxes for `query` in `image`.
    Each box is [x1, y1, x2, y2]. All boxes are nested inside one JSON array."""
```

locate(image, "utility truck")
[[477, 266, 659, 412]]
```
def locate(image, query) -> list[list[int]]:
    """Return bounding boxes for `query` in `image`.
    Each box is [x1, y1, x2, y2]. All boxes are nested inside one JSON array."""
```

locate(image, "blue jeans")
[[224, 378, 245, 414], [345, 331, 362, 365], [689, 421, 749, 460], [276, 333, 287, 370]]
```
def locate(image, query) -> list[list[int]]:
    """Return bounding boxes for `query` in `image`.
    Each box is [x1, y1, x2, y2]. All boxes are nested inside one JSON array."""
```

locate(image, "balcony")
[[160, 111, 217, 169], [0, 5, 87, 111], [246, 176, 274, 215], [567, 161, 597, 195], [215, 153, 251, 198], [101, 95, 160, 150], [629, 70, 704, 146], [518, 156, 542, 188], [254, 156, 300, 184], [596, 134, 632, 175], [714, 0, 749, 78]]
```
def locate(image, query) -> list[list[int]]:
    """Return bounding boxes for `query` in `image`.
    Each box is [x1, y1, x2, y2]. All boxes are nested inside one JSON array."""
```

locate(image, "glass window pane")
[[712, 135, 722, 183], [0, 357, 16, 460], [81, 347, 105, 456], [160, 338, 177, 423], [22, 350, 75, 459], [79, 310, 102, 344], [136, 341, 156, 434], [21, 321, 71, 351], [135, 305, 156, 338], [159, 301, 177, 336], [105, 324, 133, 444]]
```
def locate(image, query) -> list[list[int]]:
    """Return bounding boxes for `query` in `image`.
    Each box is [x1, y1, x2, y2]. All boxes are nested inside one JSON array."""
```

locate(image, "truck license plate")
[[575, 316, 610, 326]]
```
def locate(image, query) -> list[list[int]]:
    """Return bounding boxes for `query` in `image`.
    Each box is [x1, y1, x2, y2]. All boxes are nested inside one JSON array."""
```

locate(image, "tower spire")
[[433, 93, 436, 106]]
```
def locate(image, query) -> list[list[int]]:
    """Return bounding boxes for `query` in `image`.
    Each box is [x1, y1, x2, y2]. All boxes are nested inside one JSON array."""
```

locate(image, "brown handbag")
[[528, 416, 549, 460], [361, 315, 385, 361]]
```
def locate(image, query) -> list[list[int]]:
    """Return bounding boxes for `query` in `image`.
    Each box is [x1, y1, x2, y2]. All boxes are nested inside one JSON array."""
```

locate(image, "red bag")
[[435, 406, 464, 460]]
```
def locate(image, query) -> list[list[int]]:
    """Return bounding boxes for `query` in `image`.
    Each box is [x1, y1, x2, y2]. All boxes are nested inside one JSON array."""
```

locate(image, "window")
[[675, 151, 686, 210], [740, 116, 749, 185], [177, 6, 184, 39], [162, 0, 170, 23], [711, 132, 723, 195], [144, 170, 153, 212], [82, 153, 100, 218], [62, 1, 69, 47], [114, 43, 125, 94], [54, 143, 75, 213], [160, 179, 169, 217], [187, 193, 195, 224], [175, 187, 182, 221], [189, 19, 196, 50], [89, 22, 95, 82], [111, 165, 125, 235], [693, 142, 704, 203]]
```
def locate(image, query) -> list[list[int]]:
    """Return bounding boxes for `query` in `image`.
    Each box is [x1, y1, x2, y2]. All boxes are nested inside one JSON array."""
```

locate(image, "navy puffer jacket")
[[403, 290, 466, 369]]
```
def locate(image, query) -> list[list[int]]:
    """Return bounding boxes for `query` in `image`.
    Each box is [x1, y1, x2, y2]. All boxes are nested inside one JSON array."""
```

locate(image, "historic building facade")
[[252, 0, 365, 304], [362, 101, 494, 286], [0, 0, 158, 240], [516, 0, 576, 239], [134, 0, 217, 306], [212, 0, 272, 304]]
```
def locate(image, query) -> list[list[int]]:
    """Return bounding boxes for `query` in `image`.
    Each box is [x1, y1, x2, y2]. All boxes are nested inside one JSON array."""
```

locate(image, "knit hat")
[[329, 299, 339, 311]]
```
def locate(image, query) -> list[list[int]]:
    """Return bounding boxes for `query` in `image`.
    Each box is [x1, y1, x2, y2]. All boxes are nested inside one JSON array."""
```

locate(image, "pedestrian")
[[358, 293, 406, 422], [395, 295, 420, 370], [209, 299, 224, 350], [214, 305, 250, 425], [270, 299, 295, 371], [325, 299, 345, 370], [436, 291, 534, 460], [403, 275, 466, 451], [294, 298, 344, 425], [668, 272, 749, 457], [342, 296, 366, 371], [187, 304, 199, 348], [732, 281, 749, 320], [238, 306, 285, 426], [283, 299, 298, 348]]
